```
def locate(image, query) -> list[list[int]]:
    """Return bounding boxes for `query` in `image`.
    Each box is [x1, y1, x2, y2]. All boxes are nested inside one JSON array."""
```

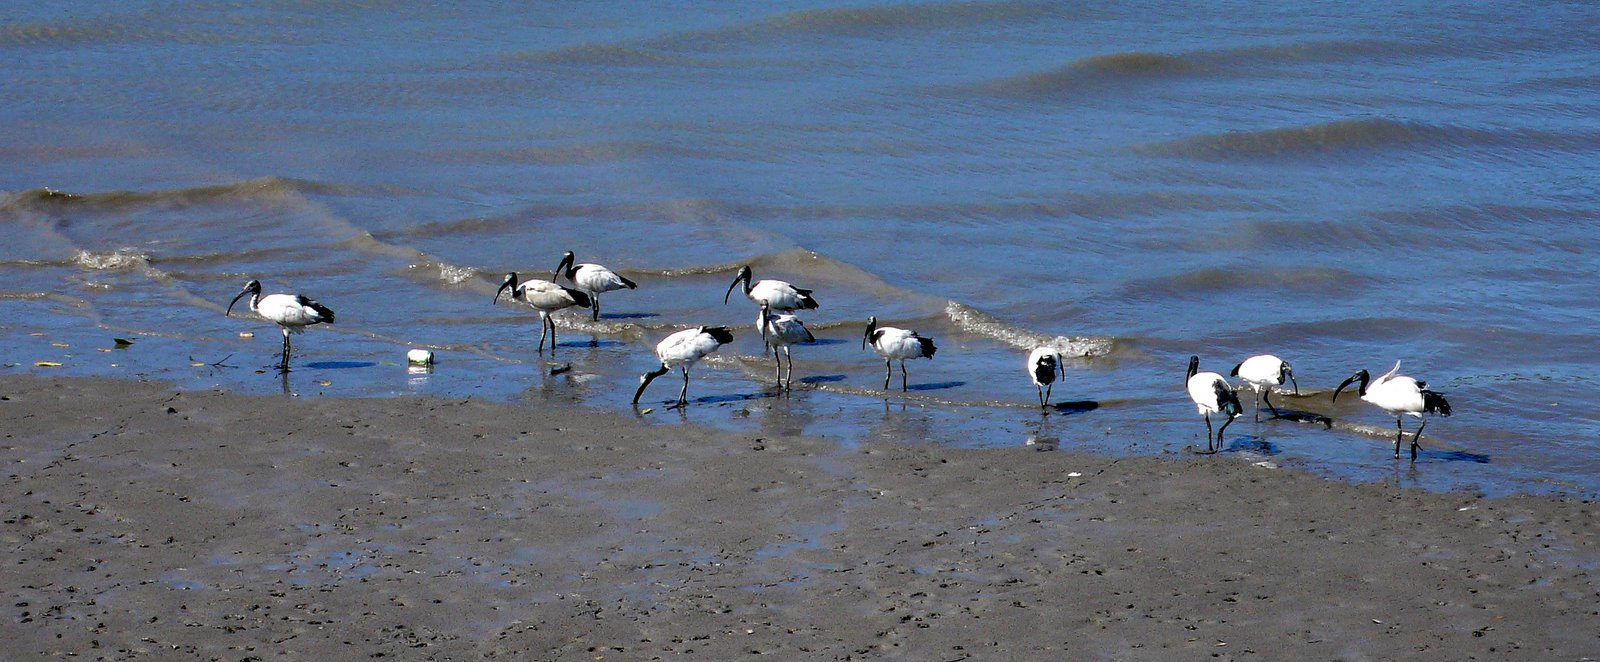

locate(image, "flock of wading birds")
[[224, 251, 1453, 462]]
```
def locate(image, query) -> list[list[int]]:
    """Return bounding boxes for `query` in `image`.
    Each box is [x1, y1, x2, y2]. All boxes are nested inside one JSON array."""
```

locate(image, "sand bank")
[[1, 375, 1595, 659]]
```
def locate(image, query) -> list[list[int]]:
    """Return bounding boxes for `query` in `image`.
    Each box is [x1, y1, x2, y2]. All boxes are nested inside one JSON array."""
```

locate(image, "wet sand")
[[2, 375, 1595, 659]]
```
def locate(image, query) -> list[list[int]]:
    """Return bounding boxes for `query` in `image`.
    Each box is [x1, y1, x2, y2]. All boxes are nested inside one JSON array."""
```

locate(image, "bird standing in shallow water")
[[759, 303, 813, 390], [633, 326, 735, 408], [1333, 360, 1452, 461], [553, 251, 636, 321], [1186, 355, 1243, 453], [227, 279, 335, 373], [863, 316, 937, 392], [725, 265, 818, 312], [1027, 347, 1066, 408], [1231, 354, 1298, 421], [493, 272, 591, 353]]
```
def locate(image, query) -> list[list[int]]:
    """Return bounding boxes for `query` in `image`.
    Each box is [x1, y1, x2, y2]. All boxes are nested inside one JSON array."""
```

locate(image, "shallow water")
[[3, 1, 1598, 496]]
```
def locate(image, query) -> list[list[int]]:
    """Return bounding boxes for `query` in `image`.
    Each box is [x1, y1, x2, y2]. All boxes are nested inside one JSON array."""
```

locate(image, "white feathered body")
[[657, 327, 729, 370], [1187, 371, 1235, 416], [570, 263, 635, 296], [761, 310, 814, 349], [510, 279, 590, 314], [253, 293, 334, 333], [1234, 354, 1288, 392], [869, 326, 934, 361]]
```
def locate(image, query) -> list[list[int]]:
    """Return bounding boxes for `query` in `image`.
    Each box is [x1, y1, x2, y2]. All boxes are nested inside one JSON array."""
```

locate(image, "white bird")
[[493, 272, 592, 353], [1231, 354, 1299, 421], [1333, 360, 1452, 461], [759, 303, 814, 390], [863, 316, 937, 392], [633, 326, 735, 407], [226, 279, 335, 372], [1186, 355, 1243, 453], [553, 251, 637, 321], [724, 265, 818, 312], [1027, 347, 1066, 408]]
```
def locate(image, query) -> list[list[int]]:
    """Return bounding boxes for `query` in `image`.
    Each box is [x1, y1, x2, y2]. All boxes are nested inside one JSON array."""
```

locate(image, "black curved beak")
[[1058, 356, 1067, 381], [1286, 366, 1300, 396], [1333, 370, 1364, 403], [632, 365, 669, 404], [553, 252, 574, 281], [724, 268, 749, 305], [1186, 355, 1199, 382], [494, 273, 517, 305], [862, 316, 877, 350], [226, 289, 248, 317]]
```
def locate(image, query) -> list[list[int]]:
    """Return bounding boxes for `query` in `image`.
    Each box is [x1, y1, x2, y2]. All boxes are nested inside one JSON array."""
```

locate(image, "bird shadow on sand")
[[561, 339, 625, 348], [1048, 400, 1100, 415], [798, 374, 847, 384], [1418, 448, 1491, 463], [695, 391, 782, 405], [906, 381, 964, 392], [304, 361, 378, 370], [1266, 409, 1334, 429], [1221, 435, 1281, 455]]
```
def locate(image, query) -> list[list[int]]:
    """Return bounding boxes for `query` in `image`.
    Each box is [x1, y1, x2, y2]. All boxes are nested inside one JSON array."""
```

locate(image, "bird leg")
[[782, 347, 794, 390], [1204, 413, 1215, 453], [279, 329, 292, 372], [536, 313, 550, 351], [548, 315, 558, 354], [772, 347, 783, 387], [681, 368, 693, 404], [1037, 385, 1047, 409], [1216, 413, 1235, 452], [900, 362, 909, 392], [1045, 383, 1054, 408], [883, 360, 892, 390], [592, 295, 601, 321], [1262, 389, 1280, 418], [1411, 418, 1427, 462], [1394, 416, 1405, 459]]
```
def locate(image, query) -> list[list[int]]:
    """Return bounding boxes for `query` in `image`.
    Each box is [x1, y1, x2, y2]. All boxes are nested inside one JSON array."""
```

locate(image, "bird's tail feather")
[[1422, 390, 1452, 416]]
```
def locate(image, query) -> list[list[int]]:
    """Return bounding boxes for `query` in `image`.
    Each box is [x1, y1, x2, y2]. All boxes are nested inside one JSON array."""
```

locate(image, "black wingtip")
[[620, 274, 639, 289], [918, 336, 938, 358], [1230, 362, 1242, 377], [704, 325, 735, 345]]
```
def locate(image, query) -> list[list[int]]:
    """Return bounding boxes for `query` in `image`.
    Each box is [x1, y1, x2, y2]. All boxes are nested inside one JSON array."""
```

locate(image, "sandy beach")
[[1, 374, 1595, 659]]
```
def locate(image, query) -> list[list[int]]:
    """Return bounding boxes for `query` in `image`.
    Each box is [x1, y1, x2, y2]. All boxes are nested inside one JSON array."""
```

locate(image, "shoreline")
[[2, 374, 1595, 658]]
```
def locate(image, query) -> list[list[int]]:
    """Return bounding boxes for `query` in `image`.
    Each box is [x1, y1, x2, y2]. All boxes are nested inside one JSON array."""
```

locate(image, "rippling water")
[[3, 1, 1598, 496]]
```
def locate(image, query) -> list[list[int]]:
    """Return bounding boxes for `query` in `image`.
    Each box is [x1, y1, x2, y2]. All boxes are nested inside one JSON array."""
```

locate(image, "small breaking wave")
[[1140, 118, 1599, 160], [944, 302, 1115, 358], [0, 177, 346, 214], [74, 249, 150, 271], [982, 52, 1212, 97]]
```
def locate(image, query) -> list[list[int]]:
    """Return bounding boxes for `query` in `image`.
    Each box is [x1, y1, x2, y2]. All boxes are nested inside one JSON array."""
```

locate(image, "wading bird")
[[1333, 361, 1452, 461], [493, 272, 591, 352], [226, 279, 335, 372], [1231, 354, 1299, 421], [1186, 355, 1243, 453], [1027, 347, 1066, 408], [552, 251, 637, 321], [760, 303, 813, 390], [724, 265, 818, 311], [633, 326, 735, 407], [863, 316, 937, 392]]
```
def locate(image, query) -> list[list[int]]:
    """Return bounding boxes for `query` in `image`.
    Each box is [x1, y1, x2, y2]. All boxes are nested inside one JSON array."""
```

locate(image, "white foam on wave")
[[944, 301, 1115, 358], [73, 249, 149, 271]]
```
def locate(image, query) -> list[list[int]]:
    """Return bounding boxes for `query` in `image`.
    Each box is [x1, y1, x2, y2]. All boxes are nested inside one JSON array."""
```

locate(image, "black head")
[[724, 265, 753, 304], [494, 272, 519, 305], [1333, 369, 1370, 402], [863, 316, 878, 350], [1186, 355, 1200, 382], [553, 251, 576, 280], [226, 279, 263, 317], [632, 364, 671, 405]]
